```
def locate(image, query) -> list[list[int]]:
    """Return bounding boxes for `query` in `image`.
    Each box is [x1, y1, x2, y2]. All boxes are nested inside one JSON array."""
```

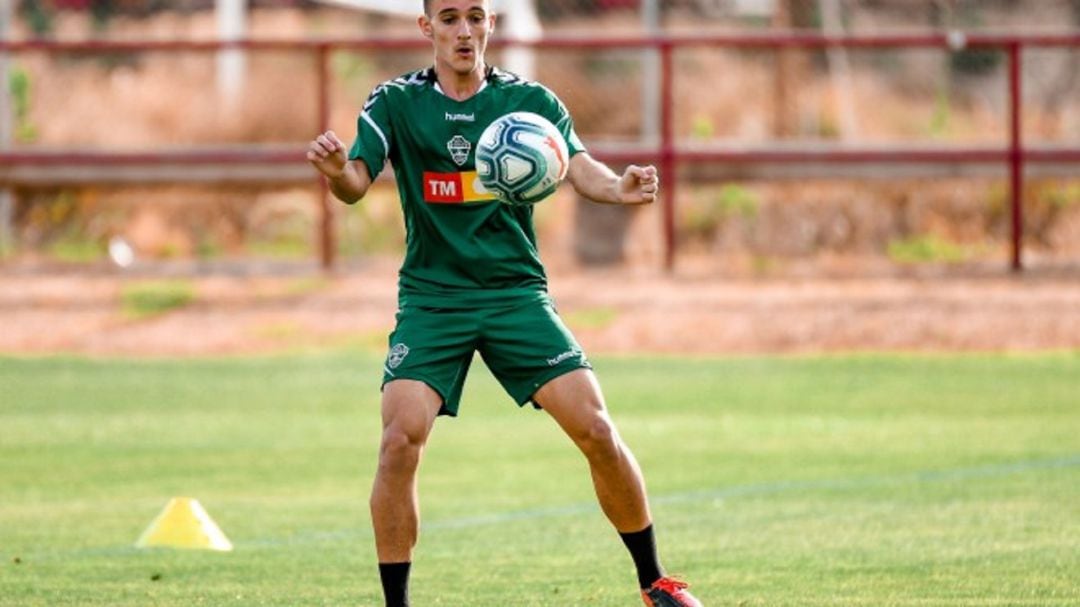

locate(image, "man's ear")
[[418, 14, 434, 39]]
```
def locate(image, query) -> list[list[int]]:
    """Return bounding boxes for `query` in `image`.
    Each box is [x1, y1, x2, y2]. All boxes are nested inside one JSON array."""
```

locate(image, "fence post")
[[0, 1, 14, 256], [215, 0, 247, 108], [1008, 41, 1023, 273], [317, 43, 335, 271], [660, 39, 676, 272]]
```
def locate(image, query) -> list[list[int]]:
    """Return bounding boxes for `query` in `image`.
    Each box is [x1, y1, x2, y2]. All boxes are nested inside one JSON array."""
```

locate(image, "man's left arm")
[[566, 153, 659, 205]]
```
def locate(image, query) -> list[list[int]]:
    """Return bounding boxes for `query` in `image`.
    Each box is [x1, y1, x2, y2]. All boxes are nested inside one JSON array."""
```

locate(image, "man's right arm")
[[306, 130, 373, 204]]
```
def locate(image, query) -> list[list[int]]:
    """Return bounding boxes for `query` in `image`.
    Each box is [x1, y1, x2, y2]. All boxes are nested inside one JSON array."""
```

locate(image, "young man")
[[307, 1, 701, 605]]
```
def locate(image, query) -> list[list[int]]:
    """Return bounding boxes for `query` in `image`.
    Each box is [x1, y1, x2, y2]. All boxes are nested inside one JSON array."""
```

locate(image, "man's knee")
[[377, 425, 426, 475], [575, 414, 622, 460], [376, 379, 441, 477]]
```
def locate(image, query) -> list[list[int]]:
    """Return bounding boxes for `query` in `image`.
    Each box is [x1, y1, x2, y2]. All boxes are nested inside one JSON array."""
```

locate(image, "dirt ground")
[[3, 256, 1080, 357]]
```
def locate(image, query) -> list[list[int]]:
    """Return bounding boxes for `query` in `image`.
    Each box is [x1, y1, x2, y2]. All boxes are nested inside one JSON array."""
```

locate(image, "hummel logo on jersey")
[[447, 135, 472, 166], [445, 112, 475, 122]]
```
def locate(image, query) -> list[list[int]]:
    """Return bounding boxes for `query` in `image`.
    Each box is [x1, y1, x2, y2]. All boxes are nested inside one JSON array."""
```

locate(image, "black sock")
[[619, 524, 665, 589], [378, 562, 411, 607]]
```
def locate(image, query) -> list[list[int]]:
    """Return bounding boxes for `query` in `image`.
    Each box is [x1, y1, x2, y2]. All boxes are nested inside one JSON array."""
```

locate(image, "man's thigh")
[[479, 299, 592, 407], [383, 307, 480, 416], [379, 379, 443, 440]]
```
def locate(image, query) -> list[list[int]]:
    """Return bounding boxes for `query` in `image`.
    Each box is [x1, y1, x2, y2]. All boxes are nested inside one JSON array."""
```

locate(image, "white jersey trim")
[[361, 111, 389, 159], [433, 79, 489, 98]]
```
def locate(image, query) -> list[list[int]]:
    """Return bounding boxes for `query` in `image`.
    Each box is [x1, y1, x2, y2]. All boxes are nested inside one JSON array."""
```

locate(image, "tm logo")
[[427, 178, 458, 199]]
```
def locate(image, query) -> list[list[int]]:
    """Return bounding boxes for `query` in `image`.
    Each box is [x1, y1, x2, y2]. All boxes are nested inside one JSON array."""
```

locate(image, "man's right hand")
[[307, 130, 348, 179]]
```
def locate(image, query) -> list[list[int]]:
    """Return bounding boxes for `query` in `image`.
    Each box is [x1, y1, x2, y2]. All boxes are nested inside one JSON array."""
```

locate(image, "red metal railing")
[[2, 32, 1079, 271]]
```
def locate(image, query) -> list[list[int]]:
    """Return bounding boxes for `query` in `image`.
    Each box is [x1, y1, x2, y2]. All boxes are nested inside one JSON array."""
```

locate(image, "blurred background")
[[0, 1, 1075, 354], [4, 8, 1079, 606], [1, 0, 1079, 354]]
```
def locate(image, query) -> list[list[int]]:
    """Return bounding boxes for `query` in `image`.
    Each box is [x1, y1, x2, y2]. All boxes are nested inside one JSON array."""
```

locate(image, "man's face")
[[419, 0, 495, 76]]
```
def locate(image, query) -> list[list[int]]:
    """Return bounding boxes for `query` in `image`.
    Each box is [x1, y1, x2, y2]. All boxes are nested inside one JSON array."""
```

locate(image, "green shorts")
[[381, 295, 591, 416]]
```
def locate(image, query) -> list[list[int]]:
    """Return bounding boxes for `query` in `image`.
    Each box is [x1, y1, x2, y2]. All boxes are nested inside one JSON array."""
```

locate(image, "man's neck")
[[435, 64, 487, 101]]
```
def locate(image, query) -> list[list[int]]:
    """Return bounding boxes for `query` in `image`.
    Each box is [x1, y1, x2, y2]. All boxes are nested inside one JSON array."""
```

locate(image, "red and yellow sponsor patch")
[[423, 171, 497, 204]]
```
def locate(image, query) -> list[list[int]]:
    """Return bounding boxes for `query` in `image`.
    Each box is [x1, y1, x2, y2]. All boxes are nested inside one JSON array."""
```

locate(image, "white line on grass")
[[20, 454, 1080, 559]]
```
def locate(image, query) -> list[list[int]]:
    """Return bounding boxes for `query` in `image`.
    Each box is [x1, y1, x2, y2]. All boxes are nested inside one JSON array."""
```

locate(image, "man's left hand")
[[617, 165, 660, 205]]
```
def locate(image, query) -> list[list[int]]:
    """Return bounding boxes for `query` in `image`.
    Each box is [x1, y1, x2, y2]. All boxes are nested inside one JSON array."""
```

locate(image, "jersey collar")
[[428, 66, 494, 99]]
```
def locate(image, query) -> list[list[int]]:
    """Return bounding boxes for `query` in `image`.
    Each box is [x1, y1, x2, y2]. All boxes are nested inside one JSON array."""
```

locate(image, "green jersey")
[[348, 66, 586, 309]]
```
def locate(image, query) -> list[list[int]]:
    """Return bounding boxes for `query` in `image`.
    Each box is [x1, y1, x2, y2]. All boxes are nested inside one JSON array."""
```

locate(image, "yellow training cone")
[[135, 497, 233, 551]]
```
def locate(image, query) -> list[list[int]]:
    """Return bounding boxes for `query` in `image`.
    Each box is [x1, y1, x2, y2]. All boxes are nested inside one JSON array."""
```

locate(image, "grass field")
[[1, 352, 1078, 606]]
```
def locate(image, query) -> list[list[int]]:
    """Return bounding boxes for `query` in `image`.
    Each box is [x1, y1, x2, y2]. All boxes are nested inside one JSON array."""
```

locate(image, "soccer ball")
[[475, 112, 570, 206]]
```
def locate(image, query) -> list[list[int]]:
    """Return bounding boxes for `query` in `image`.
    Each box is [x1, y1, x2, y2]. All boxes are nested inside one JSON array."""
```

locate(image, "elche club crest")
[[387, 343, 410, 369], [447, 135, 471, 166]]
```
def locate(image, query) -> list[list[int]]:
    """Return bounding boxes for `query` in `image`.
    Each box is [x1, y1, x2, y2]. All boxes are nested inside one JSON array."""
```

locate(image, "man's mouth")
[[455, 46, 474, 59]]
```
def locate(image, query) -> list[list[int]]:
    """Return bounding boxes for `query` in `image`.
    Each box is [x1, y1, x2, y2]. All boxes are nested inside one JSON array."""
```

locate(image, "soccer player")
[[306, 1, 701, 605]]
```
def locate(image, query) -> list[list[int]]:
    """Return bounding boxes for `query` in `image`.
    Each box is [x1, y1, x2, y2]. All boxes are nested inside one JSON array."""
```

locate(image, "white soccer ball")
[[475, 112, 570, 206]]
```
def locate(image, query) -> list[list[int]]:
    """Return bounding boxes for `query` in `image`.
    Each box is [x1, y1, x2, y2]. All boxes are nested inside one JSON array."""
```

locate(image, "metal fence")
[[534, 0, 1080, 32], [3, 0, 1080, 270], [3, 30, 1079, 270], [19, 1, 1080, 32]]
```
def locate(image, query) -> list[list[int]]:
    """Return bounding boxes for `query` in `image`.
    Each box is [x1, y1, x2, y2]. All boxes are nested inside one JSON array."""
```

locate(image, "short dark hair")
[[424, 1, 490, 17]]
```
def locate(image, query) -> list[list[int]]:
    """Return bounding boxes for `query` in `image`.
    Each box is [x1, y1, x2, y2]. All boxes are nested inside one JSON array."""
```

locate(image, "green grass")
[[120, 281, 196, 319], [887, 234, 971, 265], [1, 352, 1078, 606]]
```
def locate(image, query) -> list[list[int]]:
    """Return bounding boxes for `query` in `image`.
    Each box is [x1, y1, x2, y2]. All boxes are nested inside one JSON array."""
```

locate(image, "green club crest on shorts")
[[387, 343, 410, 369]]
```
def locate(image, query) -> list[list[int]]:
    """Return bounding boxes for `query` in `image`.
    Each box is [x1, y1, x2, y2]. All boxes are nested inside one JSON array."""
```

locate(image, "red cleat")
[[641, 576, 702, 607]]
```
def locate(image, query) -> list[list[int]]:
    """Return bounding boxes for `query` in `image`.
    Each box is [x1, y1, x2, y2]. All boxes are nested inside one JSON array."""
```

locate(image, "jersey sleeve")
[[538, 86, 586, 157], [348, 84, 393, 179]]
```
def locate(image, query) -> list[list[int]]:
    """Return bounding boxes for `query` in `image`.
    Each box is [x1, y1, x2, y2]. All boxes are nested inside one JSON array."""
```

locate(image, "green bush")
[[683, 184, 759, 242], [887, 234, 968, 264], [9, 67, 38, 143]]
